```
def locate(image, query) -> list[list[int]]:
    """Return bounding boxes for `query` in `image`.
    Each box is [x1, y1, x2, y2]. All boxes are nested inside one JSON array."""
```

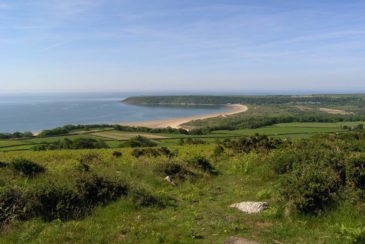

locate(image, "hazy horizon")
[[2, 89, 365, 96], [1, 0, 365, 93]]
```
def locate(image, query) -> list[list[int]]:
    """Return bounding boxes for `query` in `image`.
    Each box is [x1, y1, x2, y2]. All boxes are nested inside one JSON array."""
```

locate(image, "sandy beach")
[[122, 104, 248, 129]]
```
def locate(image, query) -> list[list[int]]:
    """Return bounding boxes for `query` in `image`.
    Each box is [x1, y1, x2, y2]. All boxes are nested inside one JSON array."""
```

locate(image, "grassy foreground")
[[1, 132, 365, 243]]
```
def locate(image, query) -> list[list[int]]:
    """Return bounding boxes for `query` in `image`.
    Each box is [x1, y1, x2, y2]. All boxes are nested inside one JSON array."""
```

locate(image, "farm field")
[[1, 121, 364, 152]]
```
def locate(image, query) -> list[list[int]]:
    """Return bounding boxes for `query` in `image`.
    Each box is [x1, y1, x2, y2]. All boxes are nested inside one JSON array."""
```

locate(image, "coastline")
[[121, 104, 248, 129]]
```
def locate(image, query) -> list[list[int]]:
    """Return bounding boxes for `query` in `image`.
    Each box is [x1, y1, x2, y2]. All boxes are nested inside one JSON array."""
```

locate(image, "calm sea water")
[[0, 93, 227, 133]]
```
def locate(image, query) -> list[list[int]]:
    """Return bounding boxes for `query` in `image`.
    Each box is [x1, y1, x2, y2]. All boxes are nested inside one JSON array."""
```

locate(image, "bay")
[[0, 93, 227, 132]]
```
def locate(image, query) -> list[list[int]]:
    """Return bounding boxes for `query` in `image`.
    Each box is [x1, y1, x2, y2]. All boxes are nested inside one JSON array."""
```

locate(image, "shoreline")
[[121, 104, 248, 129]]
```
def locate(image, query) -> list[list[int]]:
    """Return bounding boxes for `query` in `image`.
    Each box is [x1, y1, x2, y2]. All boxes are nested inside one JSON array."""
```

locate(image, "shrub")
[[0, 174, 131, 225], [154, 162, 194, 181], [188, 156, 217, 175], [0, 162, 8, 168], [26, 184, 84, 221], [347, 155, 365, 190], [10, 159, 45, 177], [129, 189, 165, 208], [80, 153, 101, 164], [123, 136, 157, 148], [224, 135, 283, 153], [76, 162, 90, 172], [270, 149, 299, 174], [280, 165, 341, 214], [75, 174, 129, 206], [113, 151, 123, 158], [213, 145, 224, 157], [131, 147, 174, 158], [0, 188, 26, 226], [71, 138, 108, 149]]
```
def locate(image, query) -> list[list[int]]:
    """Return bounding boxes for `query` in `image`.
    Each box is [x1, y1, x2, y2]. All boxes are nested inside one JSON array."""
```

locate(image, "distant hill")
[[122, 94, 365, 106]]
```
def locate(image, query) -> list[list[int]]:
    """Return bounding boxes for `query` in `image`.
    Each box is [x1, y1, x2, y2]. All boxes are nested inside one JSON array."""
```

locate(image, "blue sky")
[[0, 0, 365, 93]]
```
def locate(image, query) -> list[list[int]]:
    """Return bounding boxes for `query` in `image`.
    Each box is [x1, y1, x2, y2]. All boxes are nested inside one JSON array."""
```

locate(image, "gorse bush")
[[347, 155, 365, 190], [10, 159, 45, 177], [80, 153, 101, 164], [132, 147, 174, 158], [280, 164, 342, 214], [27, 183, 85, 221], [0, 174, 130, 225], [0, 161, 8, 168], [154, 162, 194, 181], [123, 136, 157, 148], [76, 162, 90, 172], [213, 144, 225, 158], [224, 135, 283, 154], [112, 151, 123, 158], [188, 156, 217, 175], [0, 188, 26, 227], [75, 174, 129, 206]]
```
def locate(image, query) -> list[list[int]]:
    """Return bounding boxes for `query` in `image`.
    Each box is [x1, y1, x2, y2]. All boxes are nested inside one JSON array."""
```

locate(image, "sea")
[[0, 93, 227, 133]]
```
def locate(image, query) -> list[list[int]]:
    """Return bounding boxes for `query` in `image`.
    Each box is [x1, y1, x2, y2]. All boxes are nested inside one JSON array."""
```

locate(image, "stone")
[[224, 236, 259, 244], [164, 175, 176, 186], [229, 201, 268, 214]]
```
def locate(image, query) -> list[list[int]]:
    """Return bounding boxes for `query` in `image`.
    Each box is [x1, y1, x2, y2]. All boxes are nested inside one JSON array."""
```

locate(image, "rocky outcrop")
[[229, 201, 268, 214]]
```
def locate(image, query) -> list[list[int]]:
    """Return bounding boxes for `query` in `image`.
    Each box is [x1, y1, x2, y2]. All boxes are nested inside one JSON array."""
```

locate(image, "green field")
[[2, 121, 363, 152]]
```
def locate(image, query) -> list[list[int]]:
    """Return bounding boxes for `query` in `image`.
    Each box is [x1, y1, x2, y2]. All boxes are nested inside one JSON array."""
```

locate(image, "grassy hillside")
[[1, 132, 365, 243]]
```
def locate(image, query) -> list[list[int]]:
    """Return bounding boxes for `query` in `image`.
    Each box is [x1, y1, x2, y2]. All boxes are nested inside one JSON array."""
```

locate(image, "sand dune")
[[122, 104, 248, 129]]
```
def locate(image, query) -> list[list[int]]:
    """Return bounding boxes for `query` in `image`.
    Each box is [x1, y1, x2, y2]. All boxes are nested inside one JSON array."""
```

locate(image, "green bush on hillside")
[[112, 151, 123, 158], [10, 159, 45, 177], [27, 183, 85, 221], [0, 162, 8, 168], [347, 155, 365, 190], [0, 188, 26, 227], [123, 136, 157, 148], [154, 162, 194, 181], [75, 174, 129, 206], [280, 164, 341, 214], [188, 156, 217, 175], [131, 147, 174, 158], [224, 135, 283, 154], [0, 174, 130, 225]]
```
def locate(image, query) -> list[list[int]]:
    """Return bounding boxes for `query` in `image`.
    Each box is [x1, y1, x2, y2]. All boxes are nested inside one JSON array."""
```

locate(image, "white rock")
[[164, 175, 176, 186], [229, 201, 268, 214], [224, 237, 259, 244]]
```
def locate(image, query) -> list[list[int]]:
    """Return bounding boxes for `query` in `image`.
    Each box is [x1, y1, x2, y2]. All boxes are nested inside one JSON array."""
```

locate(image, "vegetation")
[[122, 136, 158, 148], [33, 138, 109, 150], [10, 159, 45, 177], [122, 94, 365, 106], [0, 131, 33, 139], [38, 124, 113, 137], [1, 131, 365, 242]]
